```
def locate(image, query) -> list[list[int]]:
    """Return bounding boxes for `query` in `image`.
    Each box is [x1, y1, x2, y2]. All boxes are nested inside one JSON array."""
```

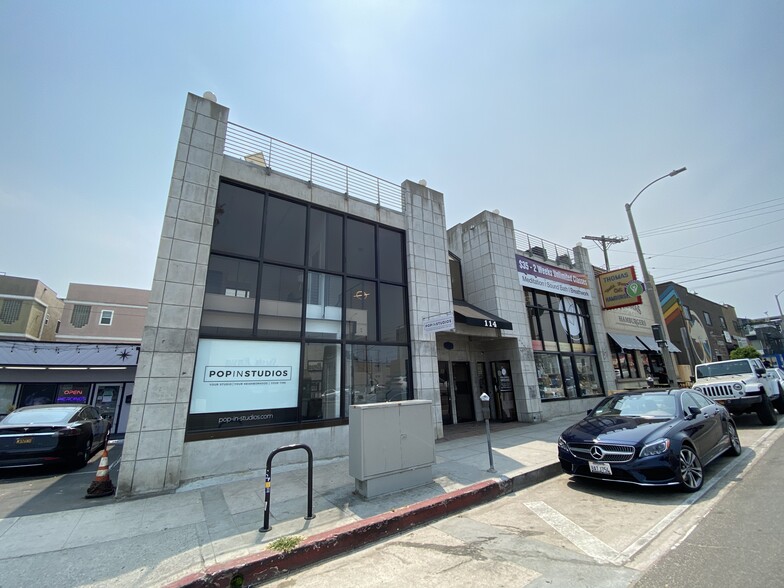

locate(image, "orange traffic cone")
[[85, 449, 115, 498]]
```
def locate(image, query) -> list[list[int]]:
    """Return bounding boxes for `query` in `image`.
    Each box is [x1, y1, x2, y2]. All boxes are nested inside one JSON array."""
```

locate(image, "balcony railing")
[[224, 122, 403, 212], [514, 230, 575, 267]]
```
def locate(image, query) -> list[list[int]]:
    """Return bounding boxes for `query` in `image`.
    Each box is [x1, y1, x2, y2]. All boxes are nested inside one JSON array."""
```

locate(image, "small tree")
[[730, 346, 760, 360]]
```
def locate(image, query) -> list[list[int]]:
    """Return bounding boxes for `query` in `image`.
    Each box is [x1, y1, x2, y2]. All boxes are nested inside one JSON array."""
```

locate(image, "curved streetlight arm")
[[628, 167, 687, 208], [775, 288, 784, 331]]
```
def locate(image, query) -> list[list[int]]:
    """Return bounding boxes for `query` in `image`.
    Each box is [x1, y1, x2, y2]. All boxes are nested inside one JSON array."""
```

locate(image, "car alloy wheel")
[[79, 437, 93, 468], [678, 446, 703, 491], [727, 423, 742, 457]]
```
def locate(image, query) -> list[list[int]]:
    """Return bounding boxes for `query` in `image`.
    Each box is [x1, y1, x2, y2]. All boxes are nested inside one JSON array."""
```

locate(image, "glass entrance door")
[[491, 361, 517, 422], [94, 384, 122, 434], [452, 362, 475, 422], [438, 361, 453, 425]]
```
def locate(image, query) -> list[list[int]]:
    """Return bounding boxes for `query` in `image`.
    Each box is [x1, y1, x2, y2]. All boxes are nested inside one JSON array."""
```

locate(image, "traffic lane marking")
[[524, 421, 784, 566], [524, 500, 619, 564]]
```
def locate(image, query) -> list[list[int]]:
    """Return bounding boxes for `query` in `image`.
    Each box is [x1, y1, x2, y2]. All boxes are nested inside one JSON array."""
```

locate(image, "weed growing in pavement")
[[268, 535, 304, 553]]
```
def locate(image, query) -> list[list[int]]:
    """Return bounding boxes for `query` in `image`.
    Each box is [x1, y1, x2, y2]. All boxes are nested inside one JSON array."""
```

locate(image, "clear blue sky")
[[1, 1, 783, 319]]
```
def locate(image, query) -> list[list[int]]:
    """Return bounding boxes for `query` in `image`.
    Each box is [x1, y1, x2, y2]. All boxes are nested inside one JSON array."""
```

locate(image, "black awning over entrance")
[[453, 300, 512, 330]]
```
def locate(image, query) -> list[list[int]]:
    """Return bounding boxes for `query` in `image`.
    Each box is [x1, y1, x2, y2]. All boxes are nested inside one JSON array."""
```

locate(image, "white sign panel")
[[423, 312, 454, 333], [190, 339, 300, 414]]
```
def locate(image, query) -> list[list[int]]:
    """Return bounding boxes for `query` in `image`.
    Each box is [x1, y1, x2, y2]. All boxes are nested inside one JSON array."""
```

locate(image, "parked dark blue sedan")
[[558, 389, 741, 492]]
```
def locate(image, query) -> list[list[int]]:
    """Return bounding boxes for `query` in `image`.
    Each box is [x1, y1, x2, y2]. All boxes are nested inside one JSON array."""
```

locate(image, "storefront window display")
[[189, 180, 411, 435], [527, 289, 604, 400], [612, 350, 641, 379]]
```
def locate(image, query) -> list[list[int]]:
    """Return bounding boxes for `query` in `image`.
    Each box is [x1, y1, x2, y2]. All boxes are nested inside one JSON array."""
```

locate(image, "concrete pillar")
[[402, 180, 451, 439], [117, 93, 228, 497], [449, 211, 541, 422]]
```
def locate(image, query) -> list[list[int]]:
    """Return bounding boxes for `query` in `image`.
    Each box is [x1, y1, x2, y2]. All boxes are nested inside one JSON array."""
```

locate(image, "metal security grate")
[[224, 123, 404, 212], [0, 299, 22, 325], [70, 305, 91, 328]]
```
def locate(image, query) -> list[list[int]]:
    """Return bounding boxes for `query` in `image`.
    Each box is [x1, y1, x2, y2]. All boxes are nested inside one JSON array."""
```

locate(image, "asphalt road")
[[633, 427, 784, 588], [0, 442, 121, 517], [261, 415, 784, 588]]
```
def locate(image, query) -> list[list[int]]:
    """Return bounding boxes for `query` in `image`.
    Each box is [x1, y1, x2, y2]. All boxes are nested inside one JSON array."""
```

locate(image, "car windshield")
[[696, 360, 753, 378], [593, 394, 677, 418], [1, 408, 76, 425]]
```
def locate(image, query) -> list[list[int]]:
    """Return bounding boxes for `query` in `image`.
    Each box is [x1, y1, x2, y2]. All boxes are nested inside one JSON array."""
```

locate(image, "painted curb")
[[166, 461, 562, 588]]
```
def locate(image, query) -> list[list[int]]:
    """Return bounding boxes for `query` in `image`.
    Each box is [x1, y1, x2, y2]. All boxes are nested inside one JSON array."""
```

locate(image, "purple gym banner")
[[516, 255, 591, 300]]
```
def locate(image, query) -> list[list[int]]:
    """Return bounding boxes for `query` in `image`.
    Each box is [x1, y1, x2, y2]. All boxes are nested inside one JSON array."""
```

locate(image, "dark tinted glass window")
[[302, 342, 342, 420], [306, 272, 343, 339], [345, 219, 375, 278], [345, 278, 376, 340], [379, 284, 407, 343], [449, 257, 464, 300], [263, 196, 306, 265], [201, 254, 258, 337], [212, 183, 264, 257], [378, 228, 404, 283], [308, 209, 343, 272], [346, 344, 410, 403], [258, 264, 303, 337]]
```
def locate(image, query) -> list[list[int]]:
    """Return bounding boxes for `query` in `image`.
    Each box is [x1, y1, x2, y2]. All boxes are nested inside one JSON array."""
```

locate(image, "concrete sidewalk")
[[0, 414, 579, 588]]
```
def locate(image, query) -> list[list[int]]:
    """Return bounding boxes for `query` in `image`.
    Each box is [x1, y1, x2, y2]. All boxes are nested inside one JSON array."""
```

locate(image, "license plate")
[[589, 461, 612, 475], [16, 437, 33, 445]]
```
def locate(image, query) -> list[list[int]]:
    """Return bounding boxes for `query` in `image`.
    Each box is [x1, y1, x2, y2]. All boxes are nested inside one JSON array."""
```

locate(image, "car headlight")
[[733, 383, 743, 391], [557, 435, 568, 451], [693, 386, 702, 392], [640, 438, 670, 457]]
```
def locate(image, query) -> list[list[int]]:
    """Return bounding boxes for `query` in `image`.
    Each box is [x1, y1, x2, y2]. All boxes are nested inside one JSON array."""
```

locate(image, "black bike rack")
[[259, 443, 315, 533]]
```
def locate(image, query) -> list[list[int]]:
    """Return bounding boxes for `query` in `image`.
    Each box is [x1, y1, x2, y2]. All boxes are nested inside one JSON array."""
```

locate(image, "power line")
[[637, 196, 784, 237], [669, 258, 784, 284], [660, 245, 784, 280], [649, 217, 783, 259]]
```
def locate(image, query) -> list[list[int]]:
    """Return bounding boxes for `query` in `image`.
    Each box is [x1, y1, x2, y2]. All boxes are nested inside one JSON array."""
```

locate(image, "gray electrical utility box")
[[348, 399, 435, 498]]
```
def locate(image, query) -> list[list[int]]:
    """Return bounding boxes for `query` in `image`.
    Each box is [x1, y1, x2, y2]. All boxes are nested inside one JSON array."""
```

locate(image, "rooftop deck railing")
[[514, 230, 575, 266], [224, 122, 404, 212]]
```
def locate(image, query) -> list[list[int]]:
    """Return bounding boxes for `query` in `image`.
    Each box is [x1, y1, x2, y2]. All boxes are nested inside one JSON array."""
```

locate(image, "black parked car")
[[558, 389, 741, 492], [0, 404, 110, 469]]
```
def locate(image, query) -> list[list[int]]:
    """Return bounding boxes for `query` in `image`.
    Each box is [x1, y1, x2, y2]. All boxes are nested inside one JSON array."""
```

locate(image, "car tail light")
[[58, 427, 82, 436]]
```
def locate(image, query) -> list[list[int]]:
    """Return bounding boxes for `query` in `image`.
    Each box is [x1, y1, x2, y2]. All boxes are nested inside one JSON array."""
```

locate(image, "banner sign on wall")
[[516, 255, 591, 300], [190, 339, 300, 414], [423, 313, 454, 333], [596, 266, 643, 310]]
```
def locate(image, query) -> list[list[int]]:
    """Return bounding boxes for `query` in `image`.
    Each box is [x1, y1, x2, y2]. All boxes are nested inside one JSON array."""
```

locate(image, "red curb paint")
[[166, 467, 555, 588]]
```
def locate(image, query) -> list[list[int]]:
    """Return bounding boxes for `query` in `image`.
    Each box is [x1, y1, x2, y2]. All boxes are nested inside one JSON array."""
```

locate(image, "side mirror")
[[688, 406, 701, 418], [756, 367, 766, 376]]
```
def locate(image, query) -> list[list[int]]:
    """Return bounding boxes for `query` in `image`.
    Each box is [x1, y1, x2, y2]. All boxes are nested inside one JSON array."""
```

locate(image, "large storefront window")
[[346, 344, 409, 404], [612, 350, 641, 379], [527, 289, 604, 400], [189, 180, 411, 435]]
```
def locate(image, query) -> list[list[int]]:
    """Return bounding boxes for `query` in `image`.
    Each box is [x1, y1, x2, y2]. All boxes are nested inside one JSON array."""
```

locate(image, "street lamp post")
[[626, 167, 687, 388], [775, 288, 784, 342]]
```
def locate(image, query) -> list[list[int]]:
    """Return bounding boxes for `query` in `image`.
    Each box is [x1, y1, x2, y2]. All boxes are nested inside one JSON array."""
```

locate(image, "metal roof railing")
[[224, 122, 404, 212], [514, 230, 575, 266]]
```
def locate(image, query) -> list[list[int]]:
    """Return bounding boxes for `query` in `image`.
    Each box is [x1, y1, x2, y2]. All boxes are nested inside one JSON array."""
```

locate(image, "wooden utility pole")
[[582, 235, 627, 270]]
